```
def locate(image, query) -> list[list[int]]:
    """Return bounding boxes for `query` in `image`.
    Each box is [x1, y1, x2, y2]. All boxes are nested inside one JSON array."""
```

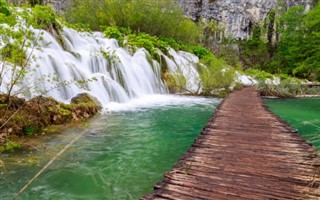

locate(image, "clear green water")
[[0, 96, 219, 200], [265, 98, 320, 149]]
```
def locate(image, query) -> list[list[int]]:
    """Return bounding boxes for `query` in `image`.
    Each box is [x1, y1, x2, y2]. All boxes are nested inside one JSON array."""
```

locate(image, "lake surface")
[[0, 95, 220, 200], [265, 97, 320, 150]]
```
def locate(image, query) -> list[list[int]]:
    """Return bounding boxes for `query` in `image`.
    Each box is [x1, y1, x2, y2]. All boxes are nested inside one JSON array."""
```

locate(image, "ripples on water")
[[0, 95, 220, 200], [265, 97, 320, 149]]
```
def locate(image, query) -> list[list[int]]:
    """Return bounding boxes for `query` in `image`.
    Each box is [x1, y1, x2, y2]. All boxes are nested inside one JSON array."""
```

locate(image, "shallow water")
[[265, 97, 320, 149], [0, 95, 220, 200]]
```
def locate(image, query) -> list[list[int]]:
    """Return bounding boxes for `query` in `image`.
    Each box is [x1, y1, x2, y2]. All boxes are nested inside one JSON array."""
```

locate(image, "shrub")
[[103, 26, 124, 44], [30, 5, 58, 29], [190, 46, 213, 59], [0, 0, 10, 16], [258, 82, 320, 97], [0, 140, 21, 152], [64, 0, 200, 44], [244, 69, 274, 82], [198, 56, 235, 95]]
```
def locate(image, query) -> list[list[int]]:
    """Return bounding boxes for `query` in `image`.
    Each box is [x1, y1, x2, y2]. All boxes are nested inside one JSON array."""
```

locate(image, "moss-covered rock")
[[0, 93, 102, 152], [71, 93, 102, 109]]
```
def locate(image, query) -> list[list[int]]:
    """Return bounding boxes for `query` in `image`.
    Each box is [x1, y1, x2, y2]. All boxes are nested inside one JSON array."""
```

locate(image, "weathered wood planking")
[[142, 87, 320, 200]]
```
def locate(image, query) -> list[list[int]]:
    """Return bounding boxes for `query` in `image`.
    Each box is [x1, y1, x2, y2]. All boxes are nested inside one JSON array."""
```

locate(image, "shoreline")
[[0, 93, 102, 153], [263, 94, 320, 99]]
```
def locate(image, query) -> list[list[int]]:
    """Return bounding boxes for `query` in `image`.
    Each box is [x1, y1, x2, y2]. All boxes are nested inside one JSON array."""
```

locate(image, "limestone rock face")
[[179, 0, 314, 39]]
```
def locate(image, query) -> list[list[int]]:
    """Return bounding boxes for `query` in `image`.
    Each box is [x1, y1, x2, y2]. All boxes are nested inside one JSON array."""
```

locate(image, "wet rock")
[[71, 93, 102, 109]]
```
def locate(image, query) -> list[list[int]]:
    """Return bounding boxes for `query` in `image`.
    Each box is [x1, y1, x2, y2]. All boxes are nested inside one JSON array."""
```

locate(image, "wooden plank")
[[141, 87, 320, 199]]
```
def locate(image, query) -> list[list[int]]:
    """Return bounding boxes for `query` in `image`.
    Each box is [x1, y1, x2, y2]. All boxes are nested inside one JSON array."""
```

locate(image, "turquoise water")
[[265, 98, 320, 149], [0, 96, 219, 200]]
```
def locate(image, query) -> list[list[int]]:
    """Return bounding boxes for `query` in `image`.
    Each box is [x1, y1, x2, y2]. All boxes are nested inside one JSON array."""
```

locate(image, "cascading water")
[[0, 25, 207, 106], [163, 49, 202, 94], [25, 27, 170, 105]]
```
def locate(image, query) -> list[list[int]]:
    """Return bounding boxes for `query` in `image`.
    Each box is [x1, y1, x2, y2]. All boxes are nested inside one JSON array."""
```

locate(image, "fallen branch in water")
[[13, 127, 89, 200]]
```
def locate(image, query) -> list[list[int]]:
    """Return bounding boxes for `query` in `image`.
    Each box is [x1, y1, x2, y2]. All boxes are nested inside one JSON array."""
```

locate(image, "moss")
[[0, 93, 102, 151], [71, 93, 102, 109], [0, 140, 21, 153], [163, 71, 187, 93], [42, 126, 60, 134], [58, 107, 71, 116]]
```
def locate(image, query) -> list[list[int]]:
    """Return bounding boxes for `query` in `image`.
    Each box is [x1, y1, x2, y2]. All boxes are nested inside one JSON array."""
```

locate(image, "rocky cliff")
[[179, 0, 314, 39]]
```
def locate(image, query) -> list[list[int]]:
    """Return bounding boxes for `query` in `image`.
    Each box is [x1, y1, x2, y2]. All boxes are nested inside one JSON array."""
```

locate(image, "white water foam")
[[105, 94, 220, 112], [1, 25, 204, 108]]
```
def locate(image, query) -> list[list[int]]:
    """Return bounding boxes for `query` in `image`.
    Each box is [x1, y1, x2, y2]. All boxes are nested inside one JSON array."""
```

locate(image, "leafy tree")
[[30, 5, 59, 29], [0, 11, 42, 106], [276, 4, 320, 80], [297, 3, 320, 80], [276, 6, 305, 75], [239, 25, 269, 70], [64, 0, 200, 44]]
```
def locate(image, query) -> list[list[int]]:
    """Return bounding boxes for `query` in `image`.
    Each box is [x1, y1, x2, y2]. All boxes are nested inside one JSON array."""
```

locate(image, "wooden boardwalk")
[[142, 87, 320, 200]]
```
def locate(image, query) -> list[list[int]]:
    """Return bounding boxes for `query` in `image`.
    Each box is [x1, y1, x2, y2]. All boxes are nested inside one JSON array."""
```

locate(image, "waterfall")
[[0, 26, 203, 106], [164, 49, 202, 94]]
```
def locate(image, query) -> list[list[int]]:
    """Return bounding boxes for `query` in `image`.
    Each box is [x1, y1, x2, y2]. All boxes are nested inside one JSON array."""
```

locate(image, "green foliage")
[[103, 27, 168, 58], [198, 56, 235, 95], [244, 69, 274, 82], [103, 26, 124, 44], [63, 22, 91, 33], [23, 126, 35, 135], [277, 74, 302, 84], [126, 33, 168, 58], [276, 6, 305, 75], [276, 4, 320, 80], [102, 26, 213, 63], [97, 23, 237, 95], [0, 140, 21, 152], [190, 46, 213, 59], [100, 48, 119, 64], [0, 1, 15, 25], [242, 4, 320, 81], [0, 6, 41, 101], [27, 156, 38, 166], [163, 72, 187, 93], [30, 5, 58, 29], [64, 0, 200, 44], [258, 82, 320, 97], [158, 37, 183, 50], [0, 0, 10, 16], [58, 107, 71, 116], [239, 26, 269, 70]]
